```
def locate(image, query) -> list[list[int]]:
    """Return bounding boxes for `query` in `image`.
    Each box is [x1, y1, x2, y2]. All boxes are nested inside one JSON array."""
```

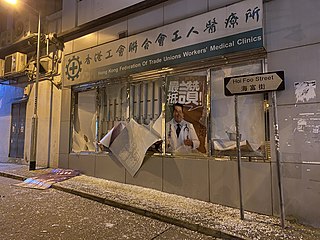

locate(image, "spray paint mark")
[[294, 81, 316, 102], [296, 118, 307, 132]]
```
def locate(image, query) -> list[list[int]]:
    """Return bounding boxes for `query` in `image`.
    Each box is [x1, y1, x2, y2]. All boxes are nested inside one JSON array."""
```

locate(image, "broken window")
[[130, 79, 163, 125], [72, 89, 97, 152], [99, 82, 129, 140], [71, 78, 164, 153], [210, 61, 268, 160]]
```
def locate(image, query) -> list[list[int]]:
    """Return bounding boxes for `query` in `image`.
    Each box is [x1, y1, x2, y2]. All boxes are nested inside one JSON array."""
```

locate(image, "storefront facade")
[[61, 0, 268, 206], [35, 0, 320, 228]]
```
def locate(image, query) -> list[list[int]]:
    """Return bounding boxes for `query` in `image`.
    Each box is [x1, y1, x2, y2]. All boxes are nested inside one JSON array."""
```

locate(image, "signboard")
[[224, 71, 285, 96], [64, 0, 264, 86]]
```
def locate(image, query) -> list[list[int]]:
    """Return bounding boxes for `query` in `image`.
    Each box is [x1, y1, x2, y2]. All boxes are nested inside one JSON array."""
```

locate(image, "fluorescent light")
[[5, 0, 17, 5]]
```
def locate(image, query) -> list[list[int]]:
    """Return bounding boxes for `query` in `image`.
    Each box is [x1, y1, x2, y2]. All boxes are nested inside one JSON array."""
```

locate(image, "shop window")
[[72, 89, 97, 152], [129, 79, 163, 153], [71, 78, 163, 153], [98, 79, 163, 152], [72, 81, 129, 153], [210, 62, 267, 160], [130, 79, 163, 125], [70, 64, 268, 159], [99, 82, 129, 139]]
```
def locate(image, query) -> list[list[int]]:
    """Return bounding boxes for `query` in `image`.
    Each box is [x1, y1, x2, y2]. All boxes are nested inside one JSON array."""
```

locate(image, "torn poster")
[[109, 119, 161, 176], [294, 81, 316, 103], [100, 122, 126, 147], [15, 169, 80, 190], [143, 112, 163, 138]]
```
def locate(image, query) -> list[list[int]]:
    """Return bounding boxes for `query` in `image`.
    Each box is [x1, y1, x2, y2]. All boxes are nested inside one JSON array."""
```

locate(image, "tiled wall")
[[265, 0, 320, 228], [63, 0, 241, 53], [62, 153, 273, 215]]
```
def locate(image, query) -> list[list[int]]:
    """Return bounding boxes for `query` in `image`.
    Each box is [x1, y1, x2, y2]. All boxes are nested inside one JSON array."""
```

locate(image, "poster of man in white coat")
[[166, 103, 200, 153], [165, 75, 207, 154]]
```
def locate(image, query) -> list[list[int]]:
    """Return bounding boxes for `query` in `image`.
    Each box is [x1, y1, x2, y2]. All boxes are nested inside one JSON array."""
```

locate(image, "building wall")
[[0, 85, 24, 162], [58, 0, 320, 228], [62, 0, 148, 32], [24, 80, 62, 168], [265, 0, 320, 227], [60, 0, 271, 212], [62, 0, 241, 37]]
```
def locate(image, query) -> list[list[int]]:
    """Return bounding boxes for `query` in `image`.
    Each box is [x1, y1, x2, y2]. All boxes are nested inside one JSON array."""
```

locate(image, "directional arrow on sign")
[[224, 71, 285, 96]]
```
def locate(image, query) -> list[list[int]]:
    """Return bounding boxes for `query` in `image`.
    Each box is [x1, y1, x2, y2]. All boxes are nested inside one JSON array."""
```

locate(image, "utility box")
[[4, 52, 27, 75]]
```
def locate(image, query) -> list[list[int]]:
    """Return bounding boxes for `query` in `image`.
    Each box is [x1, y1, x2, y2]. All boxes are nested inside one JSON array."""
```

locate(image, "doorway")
[[9, 101, 26, 158]]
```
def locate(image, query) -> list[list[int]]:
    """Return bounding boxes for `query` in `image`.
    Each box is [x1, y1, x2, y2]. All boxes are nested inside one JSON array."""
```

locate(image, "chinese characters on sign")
[[224, 71, 285, 96], [74, 3, 261, 66], [167, 80, 202, 107], [64, 0, 263, 86]]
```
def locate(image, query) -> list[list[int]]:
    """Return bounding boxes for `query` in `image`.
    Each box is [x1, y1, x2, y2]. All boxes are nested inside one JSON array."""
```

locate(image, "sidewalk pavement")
[[0, 163, 319, 240]]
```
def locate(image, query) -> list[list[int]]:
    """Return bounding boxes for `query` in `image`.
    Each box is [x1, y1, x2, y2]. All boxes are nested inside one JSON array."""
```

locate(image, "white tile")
[[59, 153, 69, 169], [209, 160, 239, 208], [126, 155, 162, 191], [62, 0, 77, 32], [59, 121, 71, 154], [64, 41, 74, 55], [69, 153, 96, 176], [208, 0, 240, 11], [73, 32, 98, 52], [98, 20, 127, 45], [95, 154, 125, 183], [163, 156, 209, 201], [278, 104, 320, 162], [128, 5, 164, 35], [164, 0, 207, 25], [268, 45, 320, 105], [265, 0, 320, 52]]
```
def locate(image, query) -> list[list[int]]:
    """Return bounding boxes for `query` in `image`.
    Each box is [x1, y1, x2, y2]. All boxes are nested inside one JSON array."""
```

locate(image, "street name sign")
[[224, 71, 285, 96]]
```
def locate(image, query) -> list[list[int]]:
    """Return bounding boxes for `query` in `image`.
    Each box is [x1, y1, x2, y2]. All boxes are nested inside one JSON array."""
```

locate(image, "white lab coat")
[[166, 119, 200, 153]]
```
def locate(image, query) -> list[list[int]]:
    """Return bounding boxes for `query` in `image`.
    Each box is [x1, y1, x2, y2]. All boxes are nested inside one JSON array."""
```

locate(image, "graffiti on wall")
[[293, 111, 320, 143]]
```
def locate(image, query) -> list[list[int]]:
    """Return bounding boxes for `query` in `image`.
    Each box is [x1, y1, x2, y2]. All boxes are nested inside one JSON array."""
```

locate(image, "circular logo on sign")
[[65, 56, 82, 81]]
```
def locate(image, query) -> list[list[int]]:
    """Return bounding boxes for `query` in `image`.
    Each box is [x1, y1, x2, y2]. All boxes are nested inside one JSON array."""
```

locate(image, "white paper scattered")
[[295, 81, 316, 103]]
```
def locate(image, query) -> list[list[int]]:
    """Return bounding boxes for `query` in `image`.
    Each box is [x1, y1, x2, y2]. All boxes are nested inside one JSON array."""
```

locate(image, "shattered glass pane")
[[211, 62, 267, 160], [72, 90, 97, 152]]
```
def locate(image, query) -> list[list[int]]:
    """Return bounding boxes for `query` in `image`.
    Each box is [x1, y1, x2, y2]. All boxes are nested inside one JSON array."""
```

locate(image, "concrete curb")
[[0, 171, 26, 181], [1, 170, 246, 239], [53, 184, 246, 239]]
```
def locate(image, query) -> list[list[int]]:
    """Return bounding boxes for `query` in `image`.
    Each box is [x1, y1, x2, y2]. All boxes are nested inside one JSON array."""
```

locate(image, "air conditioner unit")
[[4, 52, 27, 75], [0, 59, 4, 77]]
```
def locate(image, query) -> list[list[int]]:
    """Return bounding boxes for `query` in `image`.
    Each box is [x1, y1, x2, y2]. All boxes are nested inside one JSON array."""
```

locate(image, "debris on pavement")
[[0, 163, 319, 239]]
